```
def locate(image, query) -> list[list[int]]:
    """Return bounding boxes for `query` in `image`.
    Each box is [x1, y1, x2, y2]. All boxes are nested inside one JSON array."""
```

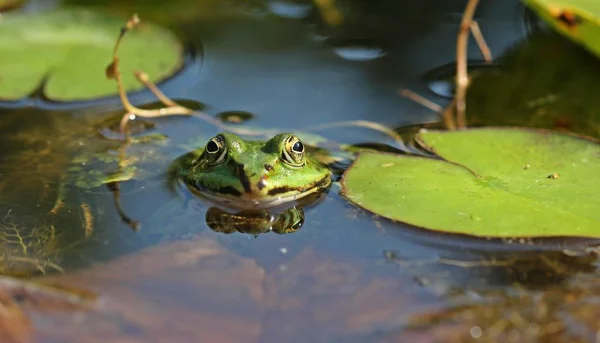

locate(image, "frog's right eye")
[[205, 135, 227, 165]]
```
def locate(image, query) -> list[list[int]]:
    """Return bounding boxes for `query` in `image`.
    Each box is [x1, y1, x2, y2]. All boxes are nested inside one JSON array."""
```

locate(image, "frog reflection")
[[205, 206, 304, 235]]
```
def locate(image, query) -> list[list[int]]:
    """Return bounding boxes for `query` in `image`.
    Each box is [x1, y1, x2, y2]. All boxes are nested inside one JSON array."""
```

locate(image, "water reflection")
[[206, 205, 304, 235], [390, 250, 600, 342], [3, 1, 597, 340], [384, 249, 598, 290]]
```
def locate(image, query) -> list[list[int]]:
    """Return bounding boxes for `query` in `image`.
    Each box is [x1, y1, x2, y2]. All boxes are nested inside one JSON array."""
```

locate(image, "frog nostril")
[[257, 178, 267, 190], [264, 164, 274, 172]]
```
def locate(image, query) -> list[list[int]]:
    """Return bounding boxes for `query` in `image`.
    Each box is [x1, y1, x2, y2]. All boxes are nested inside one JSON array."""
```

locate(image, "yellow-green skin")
[[174, 132, 331, 209]]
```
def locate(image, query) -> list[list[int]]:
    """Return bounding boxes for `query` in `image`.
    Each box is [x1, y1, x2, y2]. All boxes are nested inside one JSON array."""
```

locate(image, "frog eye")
[[205, 135, 227, 165], [281, 135, 305, 168]]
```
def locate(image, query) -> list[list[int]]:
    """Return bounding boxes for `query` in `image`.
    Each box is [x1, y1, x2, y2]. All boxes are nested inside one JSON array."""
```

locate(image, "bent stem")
[[400, 0, 489, 131], [304, 120, 404, 144], [106, 181, 141, 232], [398, 89, 443, 113], [454, 0, 480, 129], [105, 14, 193, 134], [470, 21, 492, 62]]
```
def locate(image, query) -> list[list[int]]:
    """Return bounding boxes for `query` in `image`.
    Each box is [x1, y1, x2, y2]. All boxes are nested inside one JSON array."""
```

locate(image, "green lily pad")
[[524, 0, 600, 58], [341, 128, 600, 238], [0, 8, 182, 101]]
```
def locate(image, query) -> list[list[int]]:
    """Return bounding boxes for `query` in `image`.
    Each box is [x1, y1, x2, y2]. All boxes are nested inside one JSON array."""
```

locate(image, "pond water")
[[1, 0, 600, 342]]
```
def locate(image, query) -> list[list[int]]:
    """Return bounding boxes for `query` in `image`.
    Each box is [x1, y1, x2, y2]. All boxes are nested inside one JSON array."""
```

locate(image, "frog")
[[170, 132, 333, 210]]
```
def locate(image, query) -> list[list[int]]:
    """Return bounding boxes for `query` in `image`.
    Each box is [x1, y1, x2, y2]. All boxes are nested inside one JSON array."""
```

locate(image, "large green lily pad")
[[341, 128, 600, 238], [0, 9, 182, 101], [524, 0, 600, 58]]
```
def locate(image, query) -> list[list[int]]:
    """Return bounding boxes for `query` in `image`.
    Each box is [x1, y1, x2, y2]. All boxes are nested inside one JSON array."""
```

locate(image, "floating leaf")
[[524, 0, 600, 58], [341, 128, 600, 238], [0, 9, 182, 101]]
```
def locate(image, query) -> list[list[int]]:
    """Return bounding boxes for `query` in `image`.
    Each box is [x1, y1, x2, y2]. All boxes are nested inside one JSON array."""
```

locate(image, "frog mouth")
[[187, 177, 331, 210]]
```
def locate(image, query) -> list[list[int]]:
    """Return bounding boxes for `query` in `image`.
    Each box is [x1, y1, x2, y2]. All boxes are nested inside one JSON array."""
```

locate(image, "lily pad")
[[341, 128, 600, 238], [524, 0, 600, 58], [0, 9, 182, 101]]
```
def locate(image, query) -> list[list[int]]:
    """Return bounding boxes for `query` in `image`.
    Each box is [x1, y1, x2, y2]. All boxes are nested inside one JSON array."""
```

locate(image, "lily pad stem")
[[105, 14, 193, 134], [454, 0, 480, 129], [399, 15, 491, 131], [469, 21, 492, 62]]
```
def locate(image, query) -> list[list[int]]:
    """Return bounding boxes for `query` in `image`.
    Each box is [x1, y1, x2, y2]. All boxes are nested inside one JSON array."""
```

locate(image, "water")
[[1, 0, 599, 342]]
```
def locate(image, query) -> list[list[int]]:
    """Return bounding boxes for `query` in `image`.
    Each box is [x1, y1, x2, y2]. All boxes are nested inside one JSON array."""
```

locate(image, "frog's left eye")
[[282, 135, 305, 168], [204, 135, 227, 165]]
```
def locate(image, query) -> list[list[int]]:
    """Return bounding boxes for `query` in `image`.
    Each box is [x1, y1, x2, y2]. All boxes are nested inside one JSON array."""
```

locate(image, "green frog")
[[171, 132, 333, 210]]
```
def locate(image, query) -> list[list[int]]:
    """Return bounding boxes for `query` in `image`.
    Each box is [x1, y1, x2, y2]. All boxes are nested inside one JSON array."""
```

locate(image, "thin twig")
[[106, 16, 270, 137], [470, 21, 492, 62], [106, 181, 141, 232], [399, 89, 457, 130], [399, 89, 443, 113], [304, 120, 403, 143], [455, 0, 480, 129], [134, 71, 180, 107], [105, 14, 193, 133]]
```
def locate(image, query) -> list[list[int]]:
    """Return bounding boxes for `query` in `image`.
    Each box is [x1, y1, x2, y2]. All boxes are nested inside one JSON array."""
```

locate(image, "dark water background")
[[1, 0, 599, 342]]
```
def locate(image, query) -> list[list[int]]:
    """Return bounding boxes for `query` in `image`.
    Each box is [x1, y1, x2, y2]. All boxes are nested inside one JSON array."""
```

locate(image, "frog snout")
[[234, 164, 252, 193]]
